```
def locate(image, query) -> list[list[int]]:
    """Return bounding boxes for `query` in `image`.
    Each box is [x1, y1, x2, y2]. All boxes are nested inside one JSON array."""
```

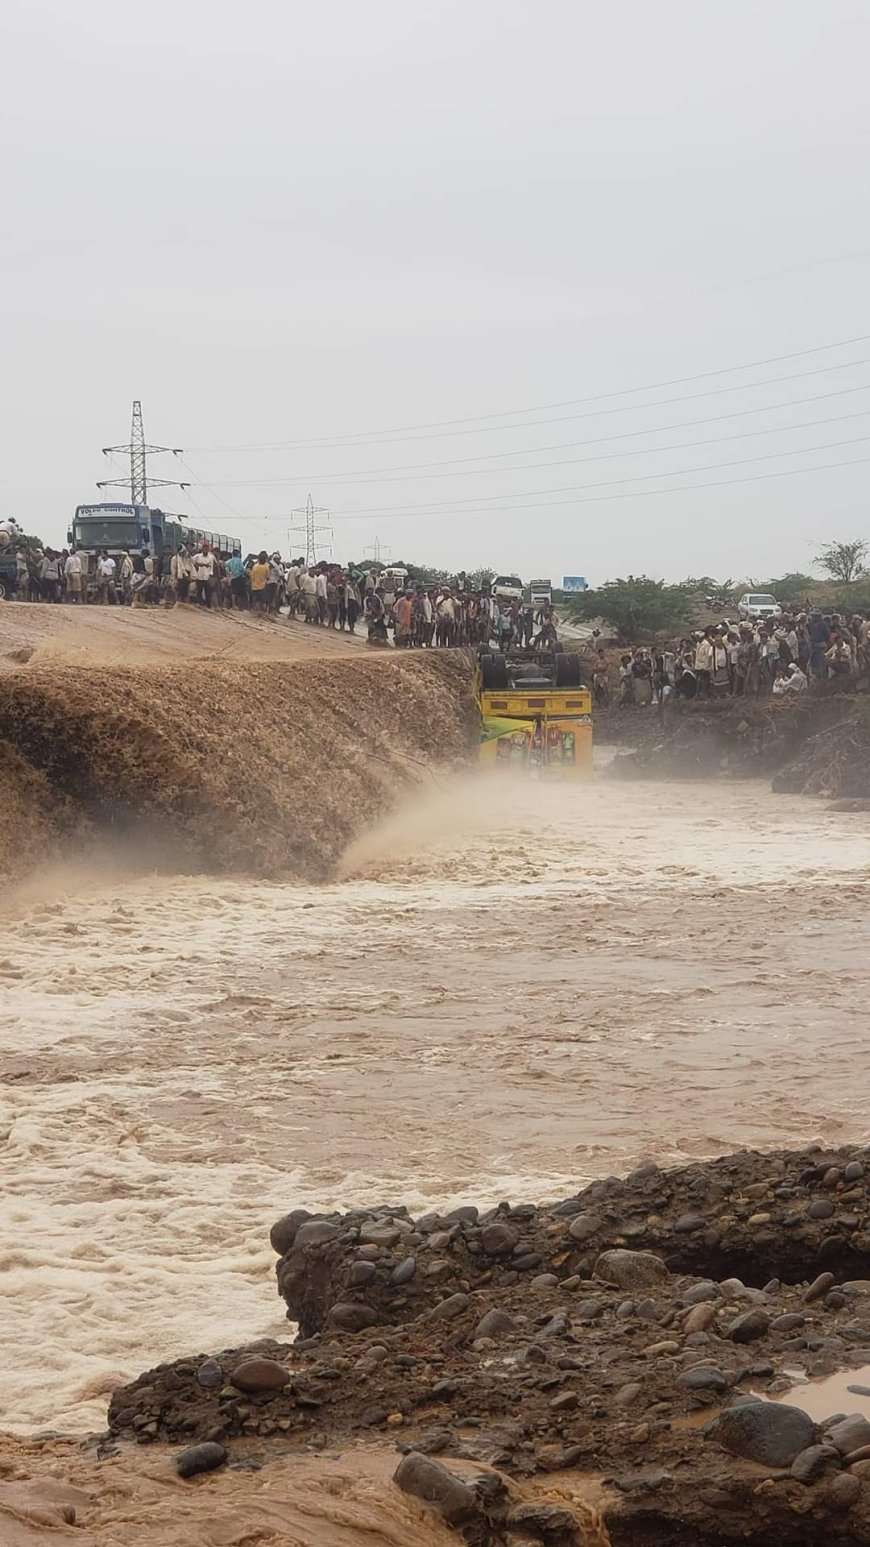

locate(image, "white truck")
[[529, 578, 553, 608]]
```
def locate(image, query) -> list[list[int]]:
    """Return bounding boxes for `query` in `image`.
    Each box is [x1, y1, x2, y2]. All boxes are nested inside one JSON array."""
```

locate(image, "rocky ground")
[[105, 1143, 870, 1544], [602, 682, 870, 801]]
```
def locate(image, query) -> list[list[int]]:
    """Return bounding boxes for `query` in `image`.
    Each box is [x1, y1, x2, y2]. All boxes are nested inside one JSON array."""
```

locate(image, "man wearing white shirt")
[[96, 550, 116, 605], [64, 549, 83, 604], [315, 568, 328, 624]]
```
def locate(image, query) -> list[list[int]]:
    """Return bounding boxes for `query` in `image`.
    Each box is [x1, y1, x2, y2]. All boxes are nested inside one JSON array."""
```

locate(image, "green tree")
[[814, 539, 868, 585], [568, 575, 695, 641]]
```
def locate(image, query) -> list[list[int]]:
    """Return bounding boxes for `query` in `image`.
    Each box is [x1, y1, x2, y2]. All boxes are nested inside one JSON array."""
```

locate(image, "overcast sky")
[[3, 0, 869, 583]]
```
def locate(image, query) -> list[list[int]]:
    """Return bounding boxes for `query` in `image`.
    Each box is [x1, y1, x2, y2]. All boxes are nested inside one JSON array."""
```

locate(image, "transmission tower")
[[288, 493, 333, 564], [364, 537, 391, 566], [97, 400, 188, 506]]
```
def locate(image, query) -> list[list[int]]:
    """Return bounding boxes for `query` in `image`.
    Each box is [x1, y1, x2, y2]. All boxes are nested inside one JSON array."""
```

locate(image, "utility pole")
[[97, 400, 188, 507], [288, 493, 333, 565], [365, 536, 391, 566]]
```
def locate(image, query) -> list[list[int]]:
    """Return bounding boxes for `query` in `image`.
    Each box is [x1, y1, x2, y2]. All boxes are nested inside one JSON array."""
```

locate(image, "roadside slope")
[[0, 600, 367, 670]]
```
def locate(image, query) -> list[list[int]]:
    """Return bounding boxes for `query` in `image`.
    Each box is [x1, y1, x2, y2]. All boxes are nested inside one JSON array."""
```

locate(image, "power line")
[[186, 354, 870, 472], [184, 399, 870, 496], [323, 431, 870, 519], [179, 438, 870, 527], [182, 380, 870, 489], [325, 450, 870, 522], [186, 331, 870, 452]]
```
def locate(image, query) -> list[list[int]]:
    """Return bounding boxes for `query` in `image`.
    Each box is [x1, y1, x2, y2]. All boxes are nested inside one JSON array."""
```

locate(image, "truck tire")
[[555, 652, 582, 688], [0, 579, 8, 601], [481, 651, 509, 690]]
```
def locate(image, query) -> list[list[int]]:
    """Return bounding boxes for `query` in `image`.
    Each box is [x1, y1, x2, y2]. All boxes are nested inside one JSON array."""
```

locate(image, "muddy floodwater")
[[2, 772, 869, 1433]]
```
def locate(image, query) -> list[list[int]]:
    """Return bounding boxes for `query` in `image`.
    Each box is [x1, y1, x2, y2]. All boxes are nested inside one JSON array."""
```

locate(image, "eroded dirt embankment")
[[603, 683, 870, 799], [0, 653, 478, 879]]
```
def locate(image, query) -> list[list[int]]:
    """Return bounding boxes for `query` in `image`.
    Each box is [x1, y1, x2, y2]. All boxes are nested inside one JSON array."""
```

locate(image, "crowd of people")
[[1, 531, 562, 650], [604, 609, 870, 708]]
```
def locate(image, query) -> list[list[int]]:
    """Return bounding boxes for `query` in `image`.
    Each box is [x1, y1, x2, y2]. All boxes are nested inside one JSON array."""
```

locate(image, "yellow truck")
[[477, 647, 592, 776]]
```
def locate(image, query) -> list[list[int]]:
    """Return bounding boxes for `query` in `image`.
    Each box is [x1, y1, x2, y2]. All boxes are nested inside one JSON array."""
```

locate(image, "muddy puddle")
[[2, 772, 870, 1434]]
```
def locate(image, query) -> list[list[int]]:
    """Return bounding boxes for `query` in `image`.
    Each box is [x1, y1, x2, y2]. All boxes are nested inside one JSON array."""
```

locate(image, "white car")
[[492, 574, 524, 603], [738, 592, 782, 622]]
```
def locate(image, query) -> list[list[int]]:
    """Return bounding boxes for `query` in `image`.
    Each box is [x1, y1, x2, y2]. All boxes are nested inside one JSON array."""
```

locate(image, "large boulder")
[[595, 1250, 670, 1291], [708, 1401, 816, 1467]]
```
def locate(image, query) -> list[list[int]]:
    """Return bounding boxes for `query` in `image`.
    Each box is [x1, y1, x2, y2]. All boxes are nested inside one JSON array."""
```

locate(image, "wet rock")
[[845, 1162, 865, 1183], [844, 1443, 870, 1463], [530, 1273, 559, 1290], [804, 1272, 836, 1303], [393, 1452, 477, 1526], [427, 1230, 455, 1251], [550, 1390, 578, 1411], [790, 1444, 840, 1483], [230, 1359, 290, 1394], [359, 1224, 402, 1248], [719, 1278, 746, 1296], [480, 1223, 518, 1255], [293, 1219, 339, 1250], [771, 1313, 806, 1333], [328, 1303, 380, 1333], [513, 1252, 543, 1271], [595, 1250, 669, 1291], [708, 1401, 816, 1467], [676, 1366, 728, 1395], [612, 1466, 672, 1493], [615, 1382, 644, 1407], [507, 1502, 578, 1534], [428, 1293, 470, 1321], [645, 1340, 680, 1356], [727, 1310, 770, 1344], [825, 1415, 870, 1455], [851, 1461, 870, 1479], [444, 1206, 478, 1225], [808, 1199, 835, 1219], [682, 1281, 720, 1307], [390, 1257, 417, 1285], [475, 1309, 517, 1340], [196, 1359, 223, 1390], [673, 1213, 705, 1233], [270, 1209, 313, 1254], [175, 1442, 227, 1478], [684, 1304, 717, 1333], [568, 1212, 603, 1242], [349, 1261, 377, 1287], [826, 1473, 862, 1510]]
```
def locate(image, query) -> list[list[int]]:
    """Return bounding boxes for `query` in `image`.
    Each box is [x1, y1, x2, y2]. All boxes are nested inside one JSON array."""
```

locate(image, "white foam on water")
[[2, 775, 870, 1431]]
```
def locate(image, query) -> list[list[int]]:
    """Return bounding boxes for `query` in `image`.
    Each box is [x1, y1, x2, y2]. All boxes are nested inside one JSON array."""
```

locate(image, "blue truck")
[[68, 502, 241, 594]]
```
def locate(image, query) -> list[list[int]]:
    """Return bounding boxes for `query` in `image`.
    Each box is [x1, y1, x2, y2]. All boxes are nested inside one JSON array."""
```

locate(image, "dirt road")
[[2, 773, 869, 1436], [0, 600, 365, 669]]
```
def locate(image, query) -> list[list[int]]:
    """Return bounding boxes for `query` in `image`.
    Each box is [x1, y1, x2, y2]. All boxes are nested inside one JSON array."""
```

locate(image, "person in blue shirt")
[[225, 552, 248, 609]]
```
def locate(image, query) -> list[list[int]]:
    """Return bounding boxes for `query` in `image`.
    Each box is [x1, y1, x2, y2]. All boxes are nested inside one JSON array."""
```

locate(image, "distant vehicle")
[[68, 503, 241, 593], [379, 566, 409, 586], [738, 592, 782, 622], [529, 578, 552, 607], [492, 574, 524, 603]]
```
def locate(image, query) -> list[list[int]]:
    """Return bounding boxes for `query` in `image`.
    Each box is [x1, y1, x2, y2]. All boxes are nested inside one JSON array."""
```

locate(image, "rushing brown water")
[[2, 771, 870, 1435]]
